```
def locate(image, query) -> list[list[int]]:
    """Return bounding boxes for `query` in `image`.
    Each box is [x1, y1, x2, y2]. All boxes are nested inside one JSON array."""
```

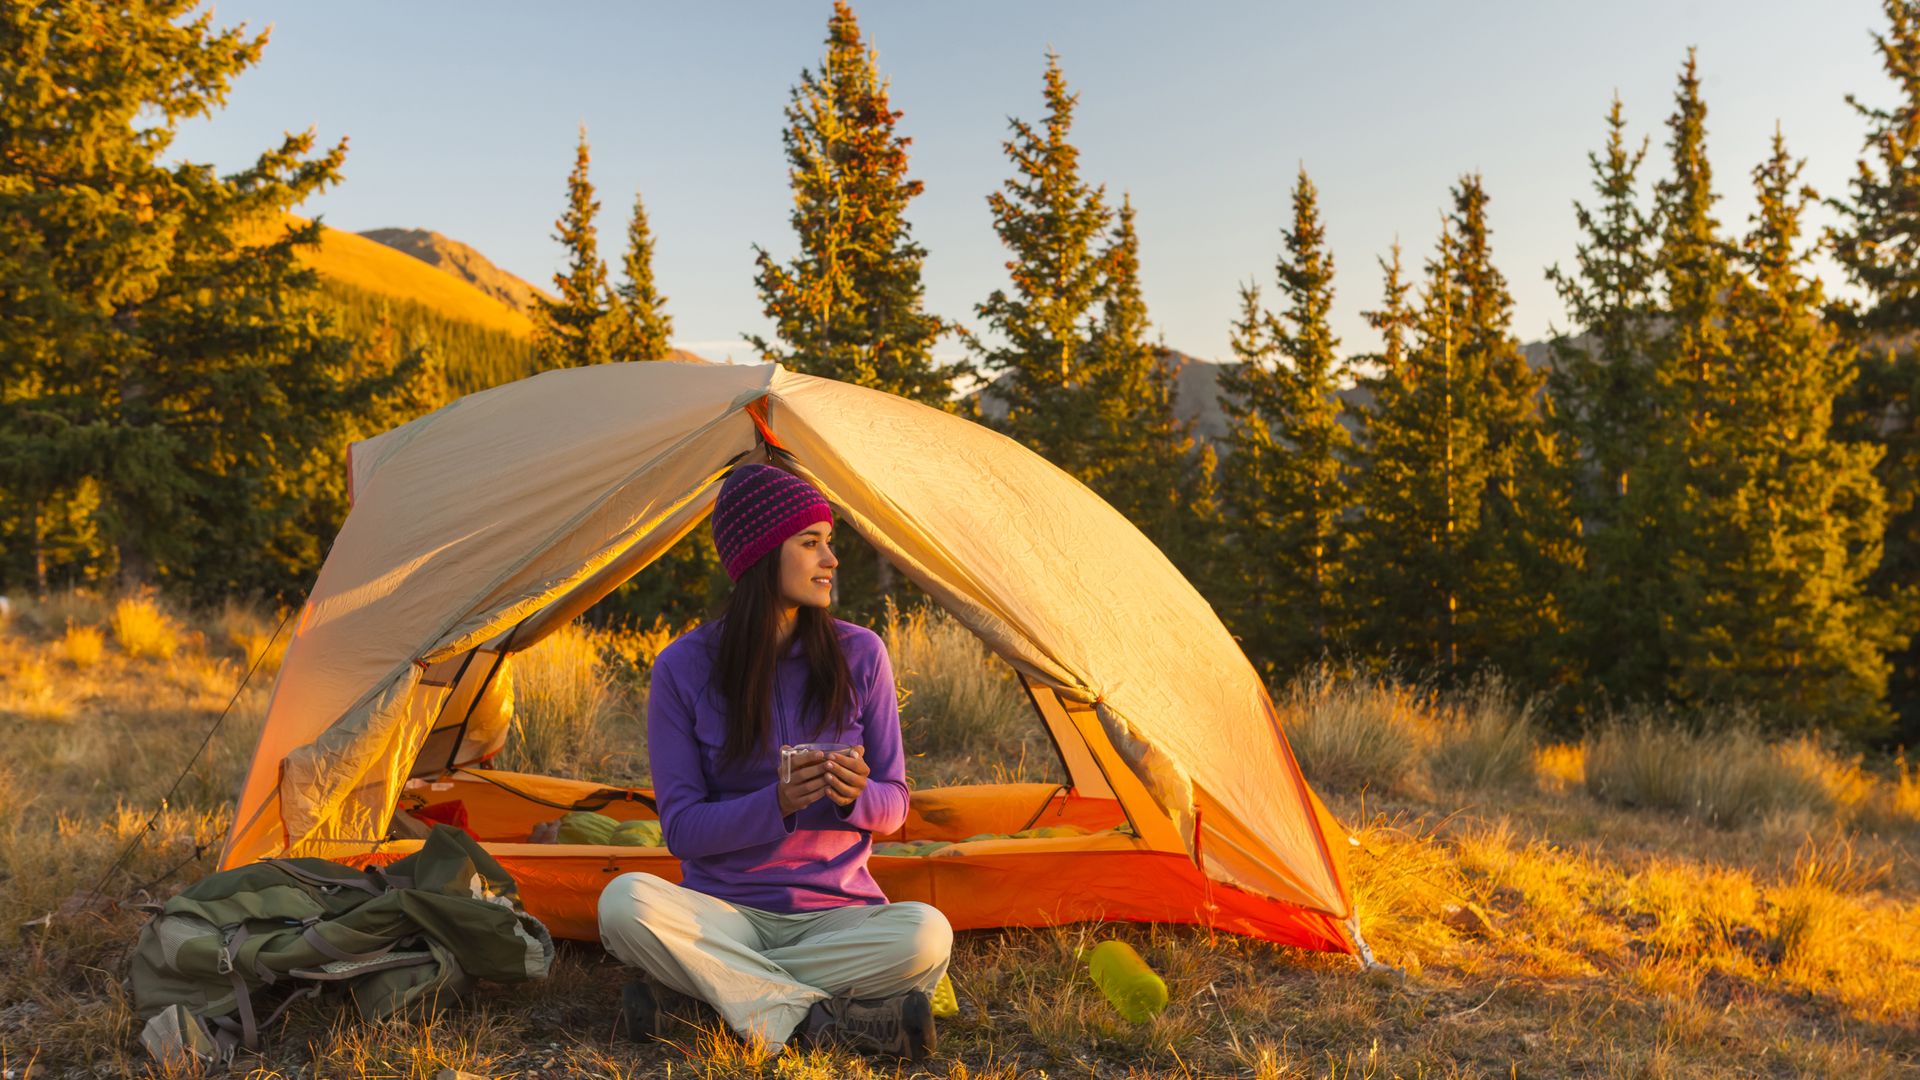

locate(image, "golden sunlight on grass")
[[108, 594, 181, 661], [57, 621, 105, 669], [0, 589, 1914, 1077]]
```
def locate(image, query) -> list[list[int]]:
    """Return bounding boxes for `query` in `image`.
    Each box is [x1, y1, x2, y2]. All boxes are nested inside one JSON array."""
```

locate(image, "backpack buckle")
[[216, 944, 233, 975]]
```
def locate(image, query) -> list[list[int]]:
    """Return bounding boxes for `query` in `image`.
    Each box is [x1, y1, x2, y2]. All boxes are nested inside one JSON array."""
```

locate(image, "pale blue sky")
[[171, 1, 1888, 366]]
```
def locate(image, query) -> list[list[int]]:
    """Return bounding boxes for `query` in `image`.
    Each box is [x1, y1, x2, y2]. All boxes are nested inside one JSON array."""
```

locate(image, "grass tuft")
[[882, 598, 1048, 785], [498, 622, 617, 778], [57, 622, 105, 668], [214, 598, 290, 674], [109, 594, 180, 661], [1276, 665, 1428, 793], [1426, 672, 1539, 791], [1583, 712, 1887, 828]]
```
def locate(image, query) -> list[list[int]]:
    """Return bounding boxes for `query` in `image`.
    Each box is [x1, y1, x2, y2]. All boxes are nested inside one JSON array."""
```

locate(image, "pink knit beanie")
[[711, 464, 835, 582]]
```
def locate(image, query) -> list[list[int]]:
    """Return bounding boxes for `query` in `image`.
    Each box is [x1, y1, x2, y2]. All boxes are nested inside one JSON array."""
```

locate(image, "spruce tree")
[[1348, 232, 1475, 672], [1081, 197, 1210, 579], [974, 52, 1118, 481], [1447, 174, 1574, 686], [1831, 0, 1920, 739], [751, 0, 953, 405], [611, 190, 674, 360], [1545, 96, 1665, 704], [1705, 130, 1902, 732], [1644, 49, 1747, 712], [1216, 168, 1353, 676], [533, 127, 617, 369], [0, 1, 418, 598]]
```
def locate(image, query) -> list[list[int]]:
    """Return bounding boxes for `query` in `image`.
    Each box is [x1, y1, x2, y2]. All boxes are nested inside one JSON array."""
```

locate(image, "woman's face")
[[777, 523, 837, 609]]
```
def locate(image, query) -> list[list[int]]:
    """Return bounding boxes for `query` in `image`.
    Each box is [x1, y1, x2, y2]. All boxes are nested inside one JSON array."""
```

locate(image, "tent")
[[220, 359, 1366, 957]]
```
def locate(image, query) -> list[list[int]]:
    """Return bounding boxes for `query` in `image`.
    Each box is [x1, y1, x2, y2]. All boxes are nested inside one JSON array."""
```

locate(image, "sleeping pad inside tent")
[[218, 359, 1364, 957]]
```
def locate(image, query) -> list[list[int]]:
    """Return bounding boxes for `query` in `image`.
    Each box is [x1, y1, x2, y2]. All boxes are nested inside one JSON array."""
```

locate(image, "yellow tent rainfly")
[[221, 358, 1364, 957]]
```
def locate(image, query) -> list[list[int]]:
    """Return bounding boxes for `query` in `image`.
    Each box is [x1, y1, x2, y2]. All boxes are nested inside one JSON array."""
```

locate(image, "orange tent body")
[[365, 773, 1350, 951], [219, 360, 1365, 960]]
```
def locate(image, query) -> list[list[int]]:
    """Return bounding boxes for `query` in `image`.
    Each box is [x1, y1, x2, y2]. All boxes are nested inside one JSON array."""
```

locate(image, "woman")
[[598, 462, 952, 1060]]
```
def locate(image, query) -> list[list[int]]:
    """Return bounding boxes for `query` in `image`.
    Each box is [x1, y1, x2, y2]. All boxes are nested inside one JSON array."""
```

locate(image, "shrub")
[[110, 594, 180, 660], [8, 588, 108, 640], [1855, 751, 1920, 834], [58, 622, 105, 668], [1276, 665, 1428, 792]]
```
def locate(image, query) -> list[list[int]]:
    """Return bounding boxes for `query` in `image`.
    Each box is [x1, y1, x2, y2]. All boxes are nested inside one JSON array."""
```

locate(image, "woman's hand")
[[777, 747, 830, 817], [824, 746, 869, 807]]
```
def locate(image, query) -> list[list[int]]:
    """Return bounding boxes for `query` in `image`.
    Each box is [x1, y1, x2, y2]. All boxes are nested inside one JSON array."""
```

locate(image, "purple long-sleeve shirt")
[[645, 617, 909, 912]]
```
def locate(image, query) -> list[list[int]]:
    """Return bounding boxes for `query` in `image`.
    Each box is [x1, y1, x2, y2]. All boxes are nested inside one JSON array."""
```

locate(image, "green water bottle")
[[1087, 940, 1167, 1023]]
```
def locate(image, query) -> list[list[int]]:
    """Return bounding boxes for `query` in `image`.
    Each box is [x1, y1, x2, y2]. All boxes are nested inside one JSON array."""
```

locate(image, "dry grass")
[[1582, 711, 1913, 832], [109, 594, 181, 661], [883, 598, 1053, 786], [213, 599, 290, 674], [1279, 667, 1539, 796], [0, 590, 1915, 1077], [58, 621, 105, 668], [496, 621, 640, 780], [1277, 666, 1429, 793], [1426, 673, 1539, 791]]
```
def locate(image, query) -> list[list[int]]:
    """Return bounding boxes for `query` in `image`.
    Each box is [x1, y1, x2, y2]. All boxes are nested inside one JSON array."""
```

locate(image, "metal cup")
[[781, 741, 853, 783]]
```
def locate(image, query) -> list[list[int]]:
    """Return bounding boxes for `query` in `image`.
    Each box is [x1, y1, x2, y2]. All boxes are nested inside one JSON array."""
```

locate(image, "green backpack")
[[128, 825, 553, 1067]]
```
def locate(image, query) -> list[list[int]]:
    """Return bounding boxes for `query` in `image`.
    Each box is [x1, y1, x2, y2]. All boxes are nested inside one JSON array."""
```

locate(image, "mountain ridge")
[[358, 227, 552, 316]]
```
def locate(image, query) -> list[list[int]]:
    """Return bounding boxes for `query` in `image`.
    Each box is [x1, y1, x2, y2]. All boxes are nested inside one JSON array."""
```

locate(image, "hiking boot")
[[620, 978, 663, 1042], [798, 989, 936, 1060]]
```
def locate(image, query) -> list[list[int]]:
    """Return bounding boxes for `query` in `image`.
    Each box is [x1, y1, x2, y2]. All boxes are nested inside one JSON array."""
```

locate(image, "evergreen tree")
[[533, 127, 617, 369], [1831, 0, 1920, 739], [1080, 197, 1211, 578], [1216, 168, 1353, 677], [974, 52, 1119, 481], [1545, 96, 1665, 704], [1702, 130, 1902, 732], [750, 0, 953, 405], [610, 190, 674, 360], [1643, 49, 1748, 712], [1348, 221, 1483, 672], [1447, 174, 1574, 686], [0, 1, 418, 598]]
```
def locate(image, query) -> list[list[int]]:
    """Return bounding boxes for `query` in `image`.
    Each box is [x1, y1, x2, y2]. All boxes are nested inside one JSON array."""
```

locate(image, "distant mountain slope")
[[284, 217, 535, 340], [358, 227, 551, 316]]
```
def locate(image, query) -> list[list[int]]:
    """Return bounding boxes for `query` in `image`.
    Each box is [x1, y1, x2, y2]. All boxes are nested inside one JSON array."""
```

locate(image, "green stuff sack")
[[128, 825, 553, 1068], [556, 811, 619, 845], [553, 812, 660, 846], [610, 819, 662, 847]]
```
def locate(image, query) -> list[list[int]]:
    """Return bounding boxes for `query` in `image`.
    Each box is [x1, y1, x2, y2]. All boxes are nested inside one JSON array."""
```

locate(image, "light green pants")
[[597, 872, 953, 1050]]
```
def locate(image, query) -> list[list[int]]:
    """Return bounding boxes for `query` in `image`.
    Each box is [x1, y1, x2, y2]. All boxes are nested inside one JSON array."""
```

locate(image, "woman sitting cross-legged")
[[598, 463, 952, 1061]]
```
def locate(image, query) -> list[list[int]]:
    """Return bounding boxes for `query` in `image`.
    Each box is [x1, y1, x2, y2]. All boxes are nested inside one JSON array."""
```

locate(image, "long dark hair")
[[711, 532, 854, 766]]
